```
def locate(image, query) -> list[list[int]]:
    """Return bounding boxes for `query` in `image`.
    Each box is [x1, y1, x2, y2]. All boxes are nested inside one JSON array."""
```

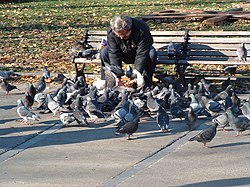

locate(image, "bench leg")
[[175, 65, 187, 86]]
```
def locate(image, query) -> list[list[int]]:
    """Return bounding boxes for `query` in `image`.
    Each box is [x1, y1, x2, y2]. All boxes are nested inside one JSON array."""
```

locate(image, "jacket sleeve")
[[134, 30, 152, 74], [107, 32, 123, 67]]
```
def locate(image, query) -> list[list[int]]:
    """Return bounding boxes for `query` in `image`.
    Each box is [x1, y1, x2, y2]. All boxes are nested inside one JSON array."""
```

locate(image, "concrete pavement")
[[0, 82, 249, 187]]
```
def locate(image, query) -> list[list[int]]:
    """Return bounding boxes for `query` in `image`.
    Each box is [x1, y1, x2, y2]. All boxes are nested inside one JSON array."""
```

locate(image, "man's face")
[[114, 29, 131, 40]]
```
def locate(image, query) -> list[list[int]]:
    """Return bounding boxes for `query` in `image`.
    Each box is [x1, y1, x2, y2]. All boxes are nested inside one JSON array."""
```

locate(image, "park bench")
[[72, 30, 250, 84]]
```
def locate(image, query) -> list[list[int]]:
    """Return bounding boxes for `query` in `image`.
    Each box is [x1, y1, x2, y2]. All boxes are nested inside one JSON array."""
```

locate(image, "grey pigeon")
[[16, 99, 40, 124], [47, 93, 65, 116], [189, 94, 211, 117], [183, 83, 192, 98], [35, 75, 46, 93], [104, 65, 117, 90], [169, 102, 186, 120], [189, 122, 218, 147], [72, 106, 89, 126], [145, 91, 160, 113], [42, 65, 51, 79], [200, 78, 219, 97], [156, 106, 169, 132], [0, 70, 15, 80], [84, 96, 106, 119], [1, 79, 20, 95], [226, 108, 249, 136], [200, 95, 222, 114], [212, 113, 229, 131], [34, 93, 47, 106], [231, 92, 241, 106], [241, 102, 250, 120], [116, 117, 140, 140], [185, 107, 197, 130], [53, 86, 67, 106], [60, 112, 75, 127], [236, 43, 247, 62], [213, 85, 233, 101]]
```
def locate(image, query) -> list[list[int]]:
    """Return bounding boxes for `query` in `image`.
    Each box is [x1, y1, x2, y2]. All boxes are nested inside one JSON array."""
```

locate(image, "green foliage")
[[0, 0, 249, 73]]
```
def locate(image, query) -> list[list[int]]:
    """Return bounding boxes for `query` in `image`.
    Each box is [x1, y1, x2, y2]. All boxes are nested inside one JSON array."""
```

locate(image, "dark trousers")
[[100, 46, 157, 87]]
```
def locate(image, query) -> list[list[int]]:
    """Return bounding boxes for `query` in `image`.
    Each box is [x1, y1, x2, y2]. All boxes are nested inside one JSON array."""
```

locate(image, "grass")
[[0, 0, 249, 74]]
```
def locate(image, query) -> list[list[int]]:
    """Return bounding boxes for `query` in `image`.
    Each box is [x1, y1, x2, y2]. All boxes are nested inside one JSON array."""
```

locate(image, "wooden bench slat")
[[189, 37, 250, 43], [189, 31, 250, 36], [188, 43, 250, 50], [188, 51, 247, 57]]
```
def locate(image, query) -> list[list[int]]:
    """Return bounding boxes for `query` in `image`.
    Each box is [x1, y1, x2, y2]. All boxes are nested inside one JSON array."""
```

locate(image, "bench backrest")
[[187, 31, 250, 65], [79, 30, 250, 65]]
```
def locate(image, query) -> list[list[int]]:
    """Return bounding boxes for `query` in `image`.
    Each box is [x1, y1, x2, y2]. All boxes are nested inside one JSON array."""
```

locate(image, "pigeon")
[[125, 65, 134, 79], [26, 82, 37, 98], [84, 96, 106, 119], [200, 78, 219, 98], [236, 43, 247, 62], [169, 103, 186, 120], [231, 92, 241, 106], [1, 79, 20, 95], [16, 99, 40, 124], [60, 112, 76, 127], [226, 108, 249, 136], [133, 69, 145, 90], [221, 77, 231, 91], [183, 83, 192, 98], [35, 75, 46, 93], [145, 91, 160, 113], [103, 65, 117, 90], [241, 102, 250, 120], [42, 65, 51, 79], [34, 92, 47, 107], [156, 106, 169, 132], [116, 117, 140, 140], [213, 85, 233, 101], [212, 113, 229, 131], [72, 106, 89, 126], [24, 91, 34, 109], [189, 94, 211, 117], [223, 65, 237, 75], [185, 107, 197, 130], [167, 41, 175, 58], [189, 122, 218, 147], [200, 95, 222, 114], [0, 70, 15, 80], [53, 86, 67, 106], [47, 93, 65, 116]]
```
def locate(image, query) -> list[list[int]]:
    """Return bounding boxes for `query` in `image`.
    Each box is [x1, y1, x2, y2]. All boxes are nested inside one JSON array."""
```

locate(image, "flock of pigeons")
[[0, 41, 249, 146]]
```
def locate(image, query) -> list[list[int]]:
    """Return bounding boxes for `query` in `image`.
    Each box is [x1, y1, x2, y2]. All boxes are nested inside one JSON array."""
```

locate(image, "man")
[[100, 14, 157, 89]]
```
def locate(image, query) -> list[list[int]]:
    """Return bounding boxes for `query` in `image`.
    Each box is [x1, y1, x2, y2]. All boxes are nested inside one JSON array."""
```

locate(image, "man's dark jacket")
[[107, 18, 154, 74]]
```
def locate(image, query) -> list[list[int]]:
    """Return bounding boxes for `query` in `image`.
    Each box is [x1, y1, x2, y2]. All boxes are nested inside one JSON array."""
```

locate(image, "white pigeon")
[[133, 69, 145, 90], [60, 112, 75, 127], [16, 99, 40, 124], [236, 43, 247, 62]]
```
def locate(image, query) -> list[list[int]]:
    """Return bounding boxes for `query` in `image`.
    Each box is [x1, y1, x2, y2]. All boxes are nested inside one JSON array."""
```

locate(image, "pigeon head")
[[17, 99, 24, 107]]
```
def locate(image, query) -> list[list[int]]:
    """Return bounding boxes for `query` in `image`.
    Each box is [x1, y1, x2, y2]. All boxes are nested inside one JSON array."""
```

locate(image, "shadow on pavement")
[[179, 177, 250, 187]]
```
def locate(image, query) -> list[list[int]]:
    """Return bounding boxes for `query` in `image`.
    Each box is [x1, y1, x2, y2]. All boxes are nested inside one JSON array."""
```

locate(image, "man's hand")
[[124, 79, 136, 87], [117, 78, 124, 86]]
